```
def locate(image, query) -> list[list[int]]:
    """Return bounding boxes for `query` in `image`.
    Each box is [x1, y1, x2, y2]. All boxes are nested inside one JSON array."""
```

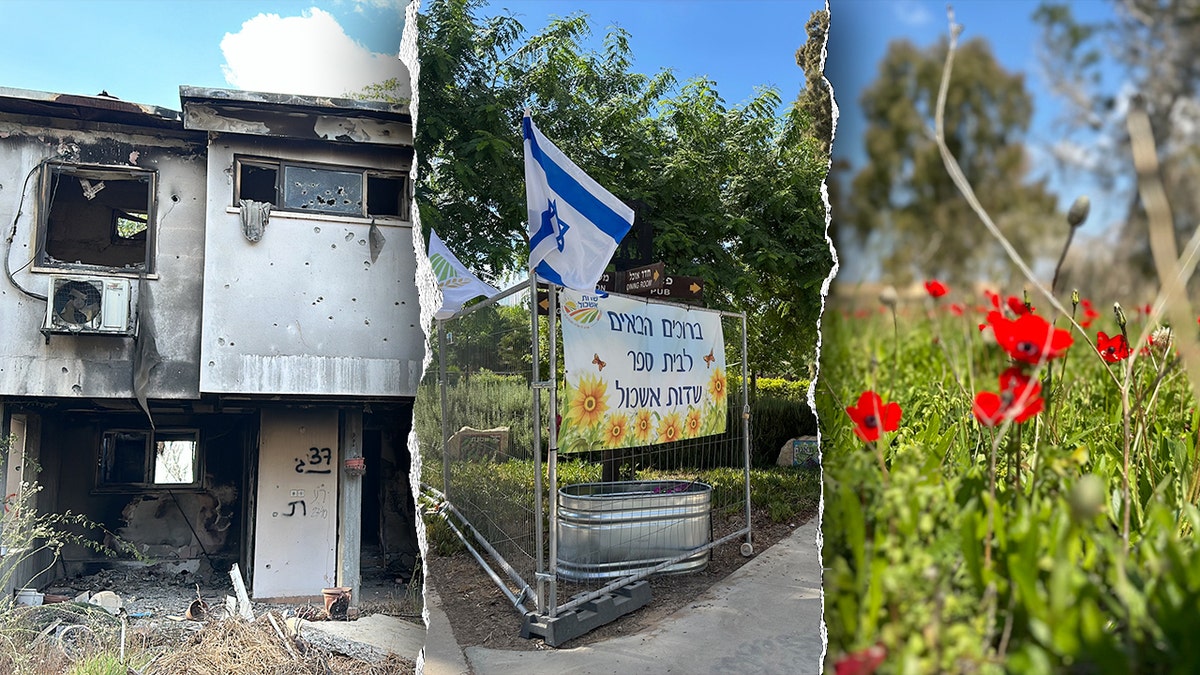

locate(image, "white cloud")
[[351, 0, 405, 11], [891, 0, 932, 27], [220, 7, 409, 100], [1047, 139, 1100, 172]]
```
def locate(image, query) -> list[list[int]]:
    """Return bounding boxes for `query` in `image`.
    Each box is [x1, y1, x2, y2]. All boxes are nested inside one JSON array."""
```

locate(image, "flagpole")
[[529, 271, 546, 614], [547, 282, 559, 618], [438, 318, 451, 500]]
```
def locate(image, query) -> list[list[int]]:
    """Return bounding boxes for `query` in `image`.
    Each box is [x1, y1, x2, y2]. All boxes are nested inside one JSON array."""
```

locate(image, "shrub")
[[755, 377, 811, 401], [750, 395, 816, 467]]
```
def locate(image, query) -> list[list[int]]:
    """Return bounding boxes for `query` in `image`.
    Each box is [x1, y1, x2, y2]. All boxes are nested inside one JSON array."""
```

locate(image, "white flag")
[[428, 229, 500, 319], [523, 112, 634, 291]]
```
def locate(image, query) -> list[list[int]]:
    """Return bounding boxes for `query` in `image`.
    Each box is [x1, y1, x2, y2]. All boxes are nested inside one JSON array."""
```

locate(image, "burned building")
[[0, 85, 422, 602]]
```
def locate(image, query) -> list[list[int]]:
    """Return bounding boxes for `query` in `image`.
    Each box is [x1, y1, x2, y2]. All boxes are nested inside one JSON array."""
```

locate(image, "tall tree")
[[415, 0, 832, 375], [845, 37, 1059, 285], [1035, 1, 1200, 282], [794, 9, 833, 155], [415, 0, 525, 282]]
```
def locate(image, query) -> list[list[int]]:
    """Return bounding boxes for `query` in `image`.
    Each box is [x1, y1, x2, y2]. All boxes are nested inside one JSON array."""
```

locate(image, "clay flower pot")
[[322, 587, 352, 620], [343, 457, 366, 477]]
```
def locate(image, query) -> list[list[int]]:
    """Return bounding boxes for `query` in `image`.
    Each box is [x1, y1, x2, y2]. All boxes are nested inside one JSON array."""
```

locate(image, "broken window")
[[99, 429, 200, 488], [38, 163, 156, 273], [237, 160, 278, 203], [366, 173, 408, 219], [235, 157, 409, 220]]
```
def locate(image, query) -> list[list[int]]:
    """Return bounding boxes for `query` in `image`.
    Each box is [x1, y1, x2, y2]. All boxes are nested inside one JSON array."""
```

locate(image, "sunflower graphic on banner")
[[558, 288, 727, 452]]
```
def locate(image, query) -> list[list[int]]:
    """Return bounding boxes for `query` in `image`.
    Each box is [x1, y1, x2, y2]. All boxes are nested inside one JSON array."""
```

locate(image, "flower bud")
[[1151, 326, 1173, 356], [1067, 195, 1091, 229], [1113, 302, 1127, 331], [1068, 474, 1105, 522], [1071, 289, 1080, 308], [879, 285, 898, 309]]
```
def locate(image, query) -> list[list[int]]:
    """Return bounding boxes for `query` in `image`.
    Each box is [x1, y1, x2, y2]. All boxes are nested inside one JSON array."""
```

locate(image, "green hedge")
[[728, 375, 812, 401], [749, 395, 816, 467], [416, 372, 816, 471]]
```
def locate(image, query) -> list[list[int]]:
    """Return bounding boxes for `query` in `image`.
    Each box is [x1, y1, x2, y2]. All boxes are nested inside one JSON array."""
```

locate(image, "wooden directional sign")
[[647, 275, 704, 301], [596, 271, 621, 293], [622, 262, 666, 294]]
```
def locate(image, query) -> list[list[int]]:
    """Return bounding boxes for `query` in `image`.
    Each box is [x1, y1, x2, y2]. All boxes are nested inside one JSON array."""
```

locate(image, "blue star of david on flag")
[[532, 199, 570, 253], [523, 112, 634, 291]]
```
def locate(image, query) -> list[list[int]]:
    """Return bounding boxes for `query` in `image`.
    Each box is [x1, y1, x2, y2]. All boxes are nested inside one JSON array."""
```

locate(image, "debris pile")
[[0, 563, 419, 675]]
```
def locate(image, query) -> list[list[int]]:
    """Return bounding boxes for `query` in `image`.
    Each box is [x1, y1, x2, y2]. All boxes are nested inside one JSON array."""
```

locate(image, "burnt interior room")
[[40, 164, 155, 271], [362, 403, 418, 584], [16, 404, 251, 580]]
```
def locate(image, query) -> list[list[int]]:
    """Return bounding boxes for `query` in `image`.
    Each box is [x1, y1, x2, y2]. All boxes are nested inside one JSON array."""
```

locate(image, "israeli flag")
[[523, 112, 634, 291], [428, 229, 501, 319]]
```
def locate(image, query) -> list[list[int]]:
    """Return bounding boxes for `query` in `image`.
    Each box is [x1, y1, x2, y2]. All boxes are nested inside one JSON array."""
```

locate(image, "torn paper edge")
[[396, 3, 437, 674], [813, 1, 838, 671]]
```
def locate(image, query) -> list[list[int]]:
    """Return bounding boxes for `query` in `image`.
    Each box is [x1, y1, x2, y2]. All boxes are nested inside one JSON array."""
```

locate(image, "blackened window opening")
[[236, 157, 410, 220], [367, 174, 404, 217], [238, 163, 278, 204], [41, 165, 154, 272], [99, 429, 200, 488]]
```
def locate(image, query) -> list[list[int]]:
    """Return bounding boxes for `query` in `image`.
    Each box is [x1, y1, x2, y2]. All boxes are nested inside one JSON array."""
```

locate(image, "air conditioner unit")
[[42, 275, 134, 336]]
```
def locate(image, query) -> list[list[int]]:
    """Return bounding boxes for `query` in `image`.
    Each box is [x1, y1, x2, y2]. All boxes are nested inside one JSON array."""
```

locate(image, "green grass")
[[820, 302, 1200, 674]]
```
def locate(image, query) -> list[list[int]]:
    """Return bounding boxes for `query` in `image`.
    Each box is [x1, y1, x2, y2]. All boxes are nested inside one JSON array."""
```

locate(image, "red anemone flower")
[[1080, 299, 1100, 328], [1097, 331, 1132, 363], [834, 644, 887, 675], [1006, 295, 1034, 316], [845, 391, 902, 442], [986, 290, 1001, 310], [973, 367, 1044, 426], [949, 303, 965, 316], [925, 280, 948, 298], [987, 311, 1073, 363]]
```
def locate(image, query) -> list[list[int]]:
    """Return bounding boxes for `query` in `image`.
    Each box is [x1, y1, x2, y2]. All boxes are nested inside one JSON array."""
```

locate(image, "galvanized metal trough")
[[556, 479, 712, 581]]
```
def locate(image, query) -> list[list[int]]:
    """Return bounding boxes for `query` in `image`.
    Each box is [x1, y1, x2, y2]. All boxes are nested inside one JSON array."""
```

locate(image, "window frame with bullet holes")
[[233, 155, 409, 221]]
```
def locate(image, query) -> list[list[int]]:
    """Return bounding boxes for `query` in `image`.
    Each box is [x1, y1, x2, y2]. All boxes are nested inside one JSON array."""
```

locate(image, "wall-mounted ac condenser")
[[42, 275, 134, 336]]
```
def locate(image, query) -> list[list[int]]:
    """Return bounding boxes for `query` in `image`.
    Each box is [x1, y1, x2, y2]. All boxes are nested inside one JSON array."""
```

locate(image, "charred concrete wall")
[[0, 114, 207, 399], [35, 409, 249, 577], [197, 133, 425, 397]]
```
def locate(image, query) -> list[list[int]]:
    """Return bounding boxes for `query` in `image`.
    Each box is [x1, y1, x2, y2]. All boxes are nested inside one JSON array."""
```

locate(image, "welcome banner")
[[558, 288, 727, 452]]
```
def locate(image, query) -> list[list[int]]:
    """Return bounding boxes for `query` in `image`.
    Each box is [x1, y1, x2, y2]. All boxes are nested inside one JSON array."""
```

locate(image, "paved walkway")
[[420, 519, 825, 675]]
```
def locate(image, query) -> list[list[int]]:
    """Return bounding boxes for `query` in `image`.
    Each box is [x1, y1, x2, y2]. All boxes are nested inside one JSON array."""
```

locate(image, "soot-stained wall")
[[0, 116, 207, 400], [40, 410, 250, 576]]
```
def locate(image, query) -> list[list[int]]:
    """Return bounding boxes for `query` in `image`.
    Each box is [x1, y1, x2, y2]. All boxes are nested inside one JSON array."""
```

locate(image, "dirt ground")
[[426, 508, 810, 651]]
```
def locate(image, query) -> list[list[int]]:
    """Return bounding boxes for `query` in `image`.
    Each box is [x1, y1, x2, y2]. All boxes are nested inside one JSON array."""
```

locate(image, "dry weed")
[[142, 614, 414, 675]]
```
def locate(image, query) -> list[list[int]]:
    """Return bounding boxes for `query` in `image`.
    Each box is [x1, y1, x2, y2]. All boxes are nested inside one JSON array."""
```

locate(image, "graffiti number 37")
[[295, 447, 333, 474]]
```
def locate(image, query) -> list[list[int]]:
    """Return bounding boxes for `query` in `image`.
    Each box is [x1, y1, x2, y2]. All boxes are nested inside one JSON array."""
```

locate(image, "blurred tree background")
[[1035, 0, 1200, 291], [837, 36, 1060, 287]]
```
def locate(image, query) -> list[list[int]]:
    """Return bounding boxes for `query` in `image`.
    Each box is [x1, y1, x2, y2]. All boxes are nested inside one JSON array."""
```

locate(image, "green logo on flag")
[[430, 253, 469, 289]]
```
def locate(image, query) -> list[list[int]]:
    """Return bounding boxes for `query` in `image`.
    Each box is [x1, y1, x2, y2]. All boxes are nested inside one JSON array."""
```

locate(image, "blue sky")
[[0, 0, 821, 117], [480, 0, 821, 111], [828, 0, 1124, 280], [0, 1, 407, 109]]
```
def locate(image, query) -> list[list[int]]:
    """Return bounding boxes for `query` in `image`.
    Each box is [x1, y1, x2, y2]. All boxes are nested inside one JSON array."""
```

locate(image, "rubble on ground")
[[0, 566, 424, 674]]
